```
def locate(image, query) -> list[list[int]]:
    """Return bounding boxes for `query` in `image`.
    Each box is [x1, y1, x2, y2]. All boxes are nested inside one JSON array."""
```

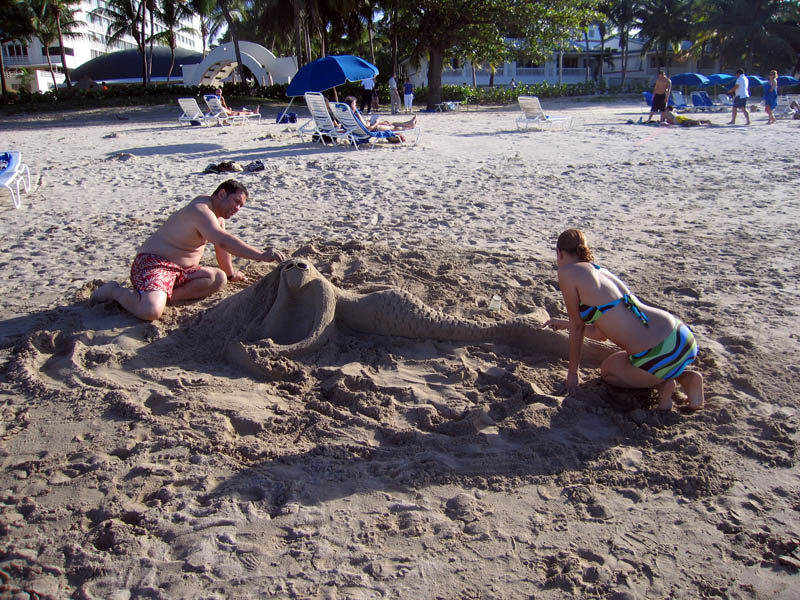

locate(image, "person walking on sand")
[[389, 73, 401, 114], [728, 68, 750, 125], [764, 70, 778, 125], [543, 229, 704, 411], [90, 180, 285, 321], [646, 70, 672, 123], [403, 78, 414, 113]]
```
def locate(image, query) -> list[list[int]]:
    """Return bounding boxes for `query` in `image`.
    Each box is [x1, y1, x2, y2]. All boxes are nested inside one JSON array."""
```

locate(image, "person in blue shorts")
[[543, 229, 704, 411], [727, 68, 750, 125]]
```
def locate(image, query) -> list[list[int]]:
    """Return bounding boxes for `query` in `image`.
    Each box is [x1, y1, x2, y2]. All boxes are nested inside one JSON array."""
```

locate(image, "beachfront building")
[[1, 0, 203, 92], [403, 25, 724, 90]]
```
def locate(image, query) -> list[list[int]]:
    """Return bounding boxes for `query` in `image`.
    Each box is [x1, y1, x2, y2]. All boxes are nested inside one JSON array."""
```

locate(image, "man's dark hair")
[[735, 68, 744, 75], [213, 179, 247, 198]]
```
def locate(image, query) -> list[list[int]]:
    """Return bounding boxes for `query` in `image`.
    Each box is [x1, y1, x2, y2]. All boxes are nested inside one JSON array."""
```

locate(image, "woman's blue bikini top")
[[578, 264, 649, 326]]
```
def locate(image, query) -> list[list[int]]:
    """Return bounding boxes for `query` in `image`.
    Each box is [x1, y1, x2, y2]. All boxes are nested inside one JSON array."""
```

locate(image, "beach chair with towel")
[[203, 95, 261, 124], [329, 102, 421, 149], [297, 92, 341, 145], [515, 96, 572, 131], [178, 98, 217, 126], [0, 151, 31, 209]]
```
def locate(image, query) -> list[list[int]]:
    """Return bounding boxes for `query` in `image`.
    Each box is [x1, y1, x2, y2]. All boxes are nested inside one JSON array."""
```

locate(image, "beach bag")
[[276, 112, 297, 124]]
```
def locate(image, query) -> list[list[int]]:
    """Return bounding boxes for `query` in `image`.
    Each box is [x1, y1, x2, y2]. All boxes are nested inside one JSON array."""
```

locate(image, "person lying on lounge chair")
[[344, 96, 416, 132], [215, 88, 260, 117]]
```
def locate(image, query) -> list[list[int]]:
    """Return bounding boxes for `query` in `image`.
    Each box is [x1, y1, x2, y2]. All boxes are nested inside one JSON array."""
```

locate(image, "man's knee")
[[211, 268, 228, 292]]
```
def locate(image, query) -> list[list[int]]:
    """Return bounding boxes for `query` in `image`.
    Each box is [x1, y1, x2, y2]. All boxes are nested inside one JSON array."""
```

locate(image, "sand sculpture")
[[191, 257, 614, 376]]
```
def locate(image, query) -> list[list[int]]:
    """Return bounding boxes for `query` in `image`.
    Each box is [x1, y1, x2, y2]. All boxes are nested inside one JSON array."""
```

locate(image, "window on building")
[[43, 46, 74, 56], [3, 43, 28, 57], [563, 57, 578, 69]]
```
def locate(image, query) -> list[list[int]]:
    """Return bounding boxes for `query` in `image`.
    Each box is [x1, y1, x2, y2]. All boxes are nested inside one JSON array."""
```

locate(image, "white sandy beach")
[[1, 98, 799, 599]]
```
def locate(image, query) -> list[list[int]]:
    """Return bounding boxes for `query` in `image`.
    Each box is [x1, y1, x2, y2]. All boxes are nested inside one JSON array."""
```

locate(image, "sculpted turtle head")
[[280, 257, 319, 290]]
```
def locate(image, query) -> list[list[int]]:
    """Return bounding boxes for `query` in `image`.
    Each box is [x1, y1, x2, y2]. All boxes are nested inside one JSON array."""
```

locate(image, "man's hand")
[[229, 270, 247, 283], [565, 372, 580, 395], [260, 248, 286, 262]]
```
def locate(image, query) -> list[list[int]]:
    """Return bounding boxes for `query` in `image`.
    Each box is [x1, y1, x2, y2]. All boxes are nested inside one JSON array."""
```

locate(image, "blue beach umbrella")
[[706, 73, 735, 86], [777, 75, 799, 87], [670, 72, 710, 86], [286, 54, 378, 97], [747, 75, 767, 88]]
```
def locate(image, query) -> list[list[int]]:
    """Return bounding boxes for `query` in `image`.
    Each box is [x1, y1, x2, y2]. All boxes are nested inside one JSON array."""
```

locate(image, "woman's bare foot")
[[89, 281, 121, 305], [657, 378, 676, 410], [678, 370, 704, 410]]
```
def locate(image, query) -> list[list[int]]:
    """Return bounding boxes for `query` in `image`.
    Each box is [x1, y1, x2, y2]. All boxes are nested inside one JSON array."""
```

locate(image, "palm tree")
[[49, 0, 82, 88], [151, 0, 194, 81], [217, 0, 248, 88], [606, 0, 638, 87], [693, 0, 799, 73], [189, 0, 220, 56], [635, 0, 693, 69], [30, 0, 59, 88], [92, 0, 146, 85]]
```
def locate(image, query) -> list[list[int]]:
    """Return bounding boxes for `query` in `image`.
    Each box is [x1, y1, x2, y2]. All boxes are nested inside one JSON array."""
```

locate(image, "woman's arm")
[[558, 267, 586, 391]]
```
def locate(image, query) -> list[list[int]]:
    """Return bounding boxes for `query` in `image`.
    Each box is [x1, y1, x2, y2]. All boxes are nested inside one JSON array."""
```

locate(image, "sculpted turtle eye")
[[284, 261, 310, 271]]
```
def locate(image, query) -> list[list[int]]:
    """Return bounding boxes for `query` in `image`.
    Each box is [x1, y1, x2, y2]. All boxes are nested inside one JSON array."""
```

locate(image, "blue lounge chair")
[[690, 92, 708, 112], [697, 91, 726, 112], [642, 91, 653, 112], [670, 91, 691, 112]]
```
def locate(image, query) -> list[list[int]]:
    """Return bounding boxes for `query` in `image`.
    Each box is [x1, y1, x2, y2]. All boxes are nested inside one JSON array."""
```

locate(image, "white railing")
[[3, 56, 32, 67], [516, 67, 545, 76]]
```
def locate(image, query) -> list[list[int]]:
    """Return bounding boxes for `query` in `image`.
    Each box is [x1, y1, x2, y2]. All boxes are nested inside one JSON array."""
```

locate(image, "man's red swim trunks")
[[130, 253, 201, 300]]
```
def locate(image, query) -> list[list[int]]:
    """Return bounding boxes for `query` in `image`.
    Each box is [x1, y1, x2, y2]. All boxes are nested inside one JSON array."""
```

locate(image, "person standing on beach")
[[764, 70, 778, 125], [543, 229, 704, 411], [90, 180, 285, 321], [646, 70, 671, 123], [389, 73, 401, 114], [403, 78, 414, 113], [728, 68, 750, 125], [360, 76, 375, 114]]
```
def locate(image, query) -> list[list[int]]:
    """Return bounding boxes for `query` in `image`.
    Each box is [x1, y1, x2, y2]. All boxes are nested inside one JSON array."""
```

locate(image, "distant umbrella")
[[286, 55, 378, 97], [777, 75, 800, 86], [747, 75, 767, 88], [705, 73, 735, 86], [670, 72, 710, 86]]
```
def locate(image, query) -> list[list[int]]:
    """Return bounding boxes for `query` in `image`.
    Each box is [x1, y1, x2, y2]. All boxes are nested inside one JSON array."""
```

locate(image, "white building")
[[1, 0, 203, 92]]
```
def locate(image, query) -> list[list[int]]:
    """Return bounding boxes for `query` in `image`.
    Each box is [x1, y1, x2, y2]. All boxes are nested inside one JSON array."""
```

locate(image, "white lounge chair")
[[297, 92, 341, 145], [178, 98, 217, 126], [329, 102, 420, 149], [0, 151, 31, 209], [515, 96, 572, 131], [716, 93, 734, 108], [203, 94, 261, 124]]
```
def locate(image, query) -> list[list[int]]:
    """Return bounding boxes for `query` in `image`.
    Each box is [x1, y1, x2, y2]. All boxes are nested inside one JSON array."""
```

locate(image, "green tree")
[[394, 0, 597, 109], [635, 0, 693, 70], [47, 0, 82, 88], [606, 0, 638, 87], [692, 0, 799, 73], [92, 0, 147, 85], [151, 0, 195, 81], [0, 0, 36, 94], [189, 0, 222, 56]]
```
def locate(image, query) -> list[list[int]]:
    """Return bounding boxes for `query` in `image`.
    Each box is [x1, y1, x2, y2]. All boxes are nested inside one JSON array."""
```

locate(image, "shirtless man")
[[90, 180, 285, 321], [646, 70, 672, 123]]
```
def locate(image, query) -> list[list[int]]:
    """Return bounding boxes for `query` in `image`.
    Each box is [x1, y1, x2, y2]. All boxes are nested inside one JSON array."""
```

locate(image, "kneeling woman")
[[545, 229, 703, 410]]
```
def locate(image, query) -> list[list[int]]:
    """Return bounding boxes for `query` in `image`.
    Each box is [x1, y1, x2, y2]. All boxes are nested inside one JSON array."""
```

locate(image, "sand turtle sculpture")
[[191, 257, 614, 376]]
